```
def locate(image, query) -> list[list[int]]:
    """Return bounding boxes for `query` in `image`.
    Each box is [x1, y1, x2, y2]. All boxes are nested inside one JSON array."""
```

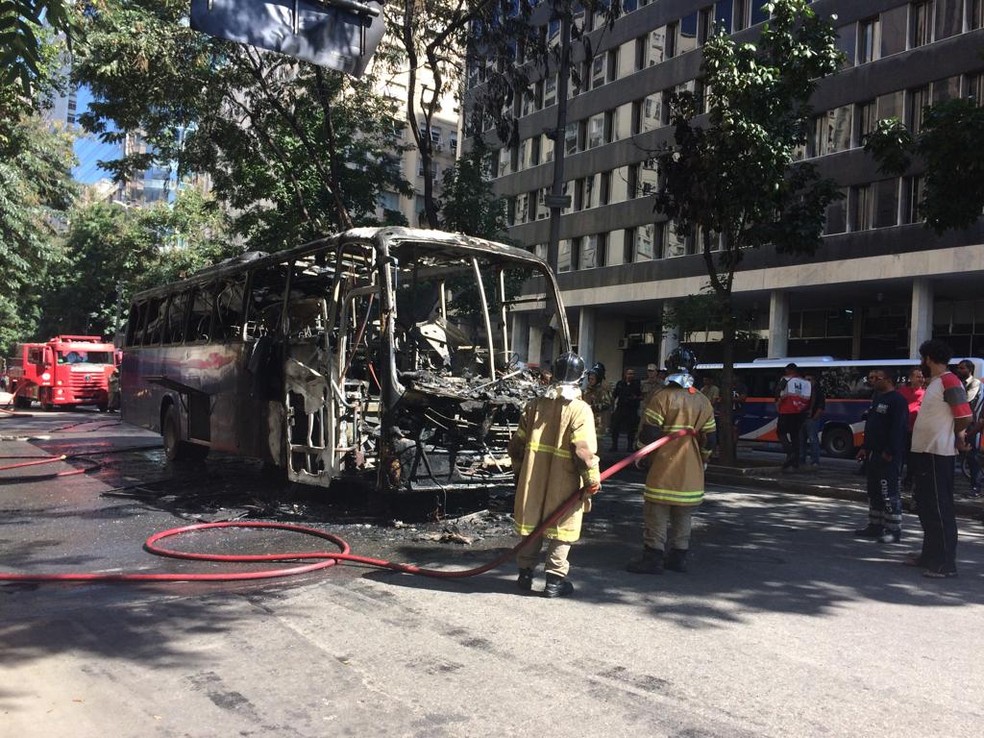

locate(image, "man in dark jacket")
[[855, 368, 909, 544], [609, 367, 642, 452]]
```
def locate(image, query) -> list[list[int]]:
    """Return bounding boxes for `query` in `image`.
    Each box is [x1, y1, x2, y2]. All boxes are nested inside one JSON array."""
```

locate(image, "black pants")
[[610, 410, 637, 450], [910, 452, 958, 574], [865, 454, 902, 533], [777, 413, 805, 468]]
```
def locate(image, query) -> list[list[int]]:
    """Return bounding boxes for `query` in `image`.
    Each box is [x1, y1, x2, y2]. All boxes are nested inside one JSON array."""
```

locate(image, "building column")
[[528, 324, 544, 369], [768, 290, 789, 358], [659, 300, 679, 367], [910, 278, 934, 359], [510, 312, 529, 365], [577, 307, 596, 366]]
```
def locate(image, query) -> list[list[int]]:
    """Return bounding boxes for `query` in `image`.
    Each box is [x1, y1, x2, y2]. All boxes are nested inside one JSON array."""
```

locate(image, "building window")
[[544, 75, 557, 107], [679, 12, 699, 54], [635, 35, 648, 71], [604, 109, 617, 143], [933, 75, 960, 104], [812, 106, 853, 156], [751, 3, 770, 25], [660, 89, 673, 126], [587, 113, 605, 149], [649, 27, 667, 65], [580, 235, 599, 270], [565, 121, 579, 155], [606, 49, 618, 84], [910, 1, 934, 48], [698, 6, 714, 44], [665, 21, 678, 58], [558, 239, 572, 273], [936, 0, 963, 38], [856, 100, 877, 147], [971, 0, 984, 29], [851, 184, 874, 231], [967, 73, 984, 105], [715, 0, 735, 34], [874, 178, 900, 228], [733, 0, 750, 32], [902, 175, 925, 223], [858, 17, 880, 64], [907, 85, 930, 135], [825, 188, 849, 234], [600, 170, 612, 205], [632, 224, 656, 261]]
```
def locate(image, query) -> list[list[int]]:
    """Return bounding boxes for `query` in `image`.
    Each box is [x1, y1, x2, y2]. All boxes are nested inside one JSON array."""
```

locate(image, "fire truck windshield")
[[57, 351, 114, 365]]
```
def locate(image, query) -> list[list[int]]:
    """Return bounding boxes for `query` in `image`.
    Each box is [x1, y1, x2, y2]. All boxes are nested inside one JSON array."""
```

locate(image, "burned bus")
[[120, 227, 571, 493]]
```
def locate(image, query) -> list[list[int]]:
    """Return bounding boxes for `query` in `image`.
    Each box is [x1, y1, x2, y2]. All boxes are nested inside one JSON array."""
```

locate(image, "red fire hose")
[[0, 430, 696, 584]]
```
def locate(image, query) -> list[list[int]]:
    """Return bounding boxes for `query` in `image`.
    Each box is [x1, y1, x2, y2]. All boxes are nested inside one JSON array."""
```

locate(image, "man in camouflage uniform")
[[509, 352, 601, 598]]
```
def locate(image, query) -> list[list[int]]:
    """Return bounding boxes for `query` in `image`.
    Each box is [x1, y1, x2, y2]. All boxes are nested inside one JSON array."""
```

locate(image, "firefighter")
[[508, 351, 601, 598], [627, 347, 716, 575]]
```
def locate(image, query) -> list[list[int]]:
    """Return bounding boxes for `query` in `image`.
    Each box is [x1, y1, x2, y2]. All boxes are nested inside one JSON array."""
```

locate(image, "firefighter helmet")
[[665, 347, 697, 374], [554, 352, 586, 384]]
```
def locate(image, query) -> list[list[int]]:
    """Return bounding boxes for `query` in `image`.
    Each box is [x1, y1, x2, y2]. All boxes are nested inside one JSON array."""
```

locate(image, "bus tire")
[[821, 426, 854, 459], [163, 405, 209, 462], [14, 394, 31, 410]]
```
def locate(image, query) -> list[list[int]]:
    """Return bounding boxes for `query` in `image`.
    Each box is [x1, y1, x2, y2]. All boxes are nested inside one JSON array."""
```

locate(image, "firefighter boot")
[[625, 546, 664, 574], [665, 548, 689, 573], [542, 574, 574, 598], [517, 568, 534, 592]]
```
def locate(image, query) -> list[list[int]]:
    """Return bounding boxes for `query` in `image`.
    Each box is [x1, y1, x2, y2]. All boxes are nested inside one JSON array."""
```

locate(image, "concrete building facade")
[[466, 0, 984, 374]]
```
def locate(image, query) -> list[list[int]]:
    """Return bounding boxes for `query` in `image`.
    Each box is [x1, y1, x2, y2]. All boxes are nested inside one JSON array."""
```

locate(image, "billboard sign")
[[190, 0, 386, 78]]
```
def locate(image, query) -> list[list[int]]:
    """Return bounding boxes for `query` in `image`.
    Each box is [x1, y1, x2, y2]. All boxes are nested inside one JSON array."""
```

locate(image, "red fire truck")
[[7, 336, 118, 411]]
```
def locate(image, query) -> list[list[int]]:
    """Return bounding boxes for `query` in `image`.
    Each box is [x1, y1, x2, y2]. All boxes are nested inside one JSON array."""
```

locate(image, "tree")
[[865, 97, 984, 234], [439, 141, 509, 240], [39, 189, 235, 339], [652, 0, 843, 464], [0, 17, 77, 354], [72, 0, 412, 252], [0, 0, 74, 97]]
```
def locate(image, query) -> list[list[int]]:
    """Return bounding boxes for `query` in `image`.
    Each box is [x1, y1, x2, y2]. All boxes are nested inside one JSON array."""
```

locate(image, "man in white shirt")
[[907, 341, 972, 579]]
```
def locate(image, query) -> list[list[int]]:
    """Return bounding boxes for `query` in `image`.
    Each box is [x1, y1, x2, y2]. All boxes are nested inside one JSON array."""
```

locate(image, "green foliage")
[[38, 189, 235, 339], [72, 0, 412, 250], [655, 0, 843, 284], [0, 0, 74, 97], [866, 98, 984, 234], [0, 112, 77, 354], [439, 143, 509, 240]]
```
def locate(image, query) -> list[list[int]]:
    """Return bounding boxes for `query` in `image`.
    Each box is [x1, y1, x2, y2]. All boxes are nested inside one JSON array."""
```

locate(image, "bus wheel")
[[163, 406, 209, 462], [821, 426, 854, 459]]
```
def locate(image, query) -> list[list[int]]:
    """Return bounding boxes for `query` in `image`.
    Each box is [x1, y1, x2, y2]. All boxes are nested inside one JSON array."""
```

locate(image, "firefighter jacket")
[[640, 384, 716, 506], [508, 385, 600, 542]]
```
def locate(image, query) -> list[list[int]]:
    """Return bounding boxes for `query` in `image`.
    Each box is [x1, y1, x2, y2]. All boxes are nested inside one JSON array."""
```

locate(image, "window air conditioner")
[[617, 337, 630, 350]]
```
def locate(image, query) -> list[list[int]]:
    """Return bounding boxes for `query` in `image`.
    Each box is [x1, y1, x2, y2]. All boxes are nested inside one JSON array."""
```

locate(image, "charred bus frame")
[[120, 227, 571, 493]]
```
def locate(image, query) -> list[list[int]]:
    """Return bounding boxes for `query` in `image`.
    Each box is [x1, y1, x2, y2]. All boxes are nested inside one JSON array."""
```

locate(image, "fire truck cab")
[[7, 335, 117, 411]]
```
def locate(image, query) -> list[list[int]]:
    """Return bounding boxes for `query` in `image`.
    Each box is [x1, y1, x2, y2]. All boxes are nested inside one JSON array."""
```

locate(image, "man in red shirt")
[[775, 363, 811, 471], [907, 340, 972, 578], [897, 367, 925, 489]]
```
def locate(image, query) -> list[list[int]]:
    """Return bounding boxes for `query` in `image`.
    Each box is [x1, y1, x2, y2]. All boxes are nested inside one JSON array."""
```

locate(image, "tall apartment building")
[[466, 0, 984, 372]]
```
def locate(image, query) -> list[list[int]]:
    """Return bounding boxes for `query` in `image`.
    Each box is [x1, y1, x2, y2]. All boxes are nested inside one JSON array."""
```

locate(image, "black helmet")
[[590, 361, 606, 380], [665, 347, 697, 374], [554, 352, 586, 384]]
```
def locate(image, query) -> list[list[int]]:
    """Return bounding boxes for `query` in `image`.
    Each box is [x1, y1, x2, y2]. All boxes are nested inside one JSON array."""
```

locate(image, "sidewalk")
[[597, 439, 983, 520], [704, 458, 984, 520]]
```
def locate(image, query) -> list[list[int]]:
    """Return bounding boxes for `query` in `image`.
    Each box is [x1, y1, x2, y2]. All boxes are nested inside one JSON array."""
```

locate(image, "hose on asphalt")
[[0, 430, 696, 584]]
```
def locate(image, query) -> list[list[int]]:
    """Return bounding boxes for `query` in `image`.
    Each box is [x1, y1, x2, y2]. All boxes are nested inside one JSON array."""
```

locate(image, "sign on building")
[[190, 0, 386, 78]]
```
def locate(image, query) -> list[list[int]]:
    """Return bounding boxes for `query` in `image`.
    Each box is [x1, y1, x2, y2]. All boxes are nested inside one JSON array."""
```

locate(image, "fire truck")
[[7, 336, 118, 411]]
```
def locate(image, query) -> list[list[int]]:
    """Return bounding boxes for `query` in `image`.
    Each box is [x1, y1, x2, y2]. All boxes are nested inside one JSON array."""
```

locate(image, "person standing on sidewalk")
[[854, 368, 908, 544], [907, 340, 972, 579], [799, 373, 826, 467], [626, 348, 716, 575], [898, 367, 926, 491], [509, 352, 601, 598], [954, 359, 981, 497], [775, 363, 812, 471], [610, 367, 642, 452]]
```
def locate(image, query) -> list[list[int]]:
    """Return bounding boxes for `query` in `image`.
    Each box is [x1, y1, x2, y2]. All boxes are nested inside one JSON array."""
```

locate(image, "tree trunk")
[[717, 307, 738, 466]]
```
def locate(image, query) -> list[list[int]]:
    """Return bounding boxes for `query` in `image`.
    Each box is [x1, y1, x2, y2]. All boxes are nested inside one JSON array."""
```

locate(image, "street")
[[2, 410, 983, 737]]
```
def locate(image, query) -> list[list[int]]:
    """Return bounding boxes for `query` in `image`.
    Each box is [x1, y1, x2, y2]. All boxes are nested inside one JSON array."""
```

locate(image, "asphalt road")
[[2, 410, 983, 737]]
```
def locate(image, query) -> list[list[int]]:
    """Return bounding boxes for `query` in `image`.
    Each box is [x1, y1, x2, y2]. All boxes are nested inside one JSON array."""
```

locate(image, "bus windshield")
[[121, 227, 570, 495]]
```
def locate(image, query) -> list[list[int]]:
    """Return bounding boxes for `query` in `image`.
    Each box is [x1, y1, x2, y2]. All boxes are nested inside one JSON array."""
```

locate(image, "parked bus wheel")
[[13, 394, 31, 410], [162, 405, 209, 462], [821, 426, 854, 459]]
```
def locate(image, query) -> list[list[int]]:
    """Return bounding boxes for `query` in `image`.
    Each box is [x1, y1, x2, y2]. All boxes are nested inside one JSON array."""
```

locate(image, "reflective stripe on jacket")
[[508, 389, 599, 542], [641, 386, 715, 506]]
